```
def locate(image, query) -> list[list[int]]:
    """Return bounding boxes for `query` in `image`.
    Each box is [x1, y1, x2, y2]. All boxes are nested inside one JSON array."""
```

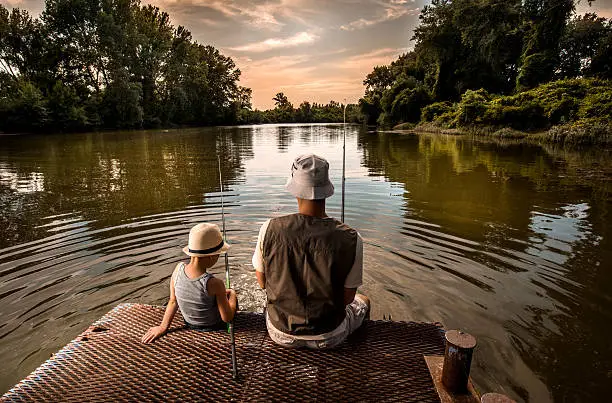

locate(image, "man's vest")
[[262, 213, 358, 335]]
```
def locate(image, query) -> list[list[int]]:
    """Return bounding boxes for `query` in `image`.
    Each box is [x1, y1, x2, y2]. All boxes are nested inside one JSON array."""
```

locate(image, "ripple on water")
[[0, 126, 610, 402]]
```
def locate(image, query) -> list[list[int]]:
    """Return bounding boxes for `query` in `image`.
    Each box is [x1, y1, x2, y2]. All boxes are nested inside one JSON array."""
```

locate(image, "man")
[[252, 154, 370, 349]]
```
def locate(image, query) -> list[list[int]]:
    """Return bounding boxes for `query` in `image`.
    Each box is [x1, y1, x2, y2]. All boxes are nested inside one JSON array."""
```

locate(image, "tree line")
[[4, 0, 609, 136], [239, 92, 363, 124], [0, 0, 253, 133], [359, 0, 611, 135], [0, 0, 363, 134]]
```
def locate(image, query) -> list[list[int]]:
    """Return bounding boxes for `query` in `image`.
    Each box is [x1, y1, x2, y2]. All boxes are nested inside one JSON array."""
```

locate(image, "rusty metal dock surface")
[[2, 303, 446, 402]]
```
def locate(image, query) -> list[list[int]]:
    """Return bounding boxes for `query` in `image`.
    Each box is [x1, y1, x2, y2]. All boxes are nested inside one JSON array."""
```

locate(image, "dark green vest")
[[263, 214, 358, 335]]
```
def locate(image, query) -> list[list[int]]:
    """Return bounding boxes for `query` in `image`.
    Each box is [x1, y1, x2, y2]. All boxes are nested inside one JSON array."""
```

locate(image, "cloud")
[[199, 17, 221, 27], [0, 0, 45, 15], [576, 1, 612, 18], [208, 1, 284, 29], [279, 79, 359, 93], [338, 47, 409, 69], [145, 0, 315, 31], [230, 31, 319, 52], [233, 54, 313, 74], [234, 46, 409, 109], [341, 0, 419, 31]]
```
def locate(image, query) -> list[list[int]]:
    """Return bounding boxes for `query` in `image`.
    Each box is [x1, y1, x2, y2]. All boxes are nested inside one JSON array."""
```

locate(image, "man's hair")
[[300, 198, 325, 204]]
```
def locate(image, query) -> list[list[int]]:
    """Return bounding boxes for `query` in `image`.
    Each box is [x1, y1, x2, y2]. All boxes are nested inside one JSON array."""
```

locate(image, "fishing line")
[[342, 102, 347, 222]]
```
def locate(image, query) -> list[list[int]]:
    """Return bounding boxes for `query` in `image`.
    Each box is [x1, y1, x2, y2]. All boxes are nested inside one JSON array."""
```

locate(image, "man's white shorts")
[[266, 295, 369, 349]]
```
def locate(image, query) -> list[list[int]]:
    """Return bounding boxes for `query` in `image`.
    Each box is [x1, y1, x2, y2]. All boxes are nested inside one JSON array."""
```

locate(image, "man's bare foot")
[[356, 294, 371, 320]]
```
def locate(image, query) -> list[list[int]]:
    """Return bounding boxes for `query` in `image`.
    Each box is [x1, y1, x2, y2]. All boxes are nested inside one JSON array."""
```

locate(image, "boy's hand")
[[141, 326, 166, 344], [226, 289, 238, 311]]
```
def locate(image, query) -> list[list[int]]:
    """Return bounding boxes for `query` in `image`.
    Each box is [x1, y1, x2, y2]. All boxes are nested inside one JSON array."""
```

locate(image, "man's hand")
[[141, 326, 167, 344], [256, 271, 266, 289]]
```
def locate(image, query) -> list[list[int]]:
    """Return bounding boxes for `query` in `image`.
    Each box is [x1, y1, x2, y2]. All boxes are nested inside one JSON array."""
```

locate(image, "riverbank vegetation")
[[0, 0, 252, 133], [418, 79, 611, 145], [359, 0, 611, 144]]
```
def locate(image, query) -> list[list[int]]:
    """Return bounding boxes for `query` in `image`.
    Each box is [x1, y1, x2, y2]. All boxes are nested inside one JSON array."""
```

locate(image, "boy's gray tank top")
[[173, 263, 222, 327]]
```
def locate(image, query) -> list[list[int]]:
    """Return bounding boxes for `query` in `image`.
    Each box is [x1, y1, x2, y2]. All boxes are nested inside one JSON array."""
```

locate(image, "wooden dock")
[[2, 303, 453, 402]]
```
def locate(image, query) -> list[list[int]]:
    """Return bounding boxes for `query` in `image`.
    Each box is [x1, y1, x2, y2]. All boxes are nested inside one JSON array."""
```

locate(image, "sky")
[[2, 0, 611, 109]]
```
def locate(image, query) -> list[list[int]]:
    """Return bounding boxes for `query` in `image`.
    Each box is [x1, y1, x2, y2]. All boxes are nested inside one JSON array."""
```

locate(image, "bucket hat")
[[285, 154, 334, 200], [182, 223, 230, 257]]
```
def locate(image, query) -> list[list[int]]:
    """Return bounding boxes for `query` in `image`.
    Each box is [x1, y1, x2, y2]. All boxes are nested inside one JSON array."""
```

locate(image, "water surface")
[[0, 125, 610, 401]]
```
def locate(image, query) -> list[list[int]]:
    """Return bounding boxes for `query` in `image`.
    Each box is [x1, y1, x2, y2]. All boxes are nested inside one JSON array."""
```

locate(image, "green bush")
[[435, 110, 459, 127], [421, 101, 454, 122], [47, 81, 88, 132], [491, 128, 527, 139], [578, 87, 612, 119], [454, 89, 492, 126], [376, 112, 395, 128], [483, 100, 547, 130], [393, 122, 417, 130], [419, 78, 612, 134], [0, 79, 48, 132], [502, 78, 590, 125]]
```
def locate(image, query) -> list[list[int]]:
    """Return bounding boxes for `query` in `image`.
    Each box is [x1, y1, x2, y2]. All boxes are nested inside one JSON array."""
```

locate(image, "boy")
[[142, 223, 237, 343]]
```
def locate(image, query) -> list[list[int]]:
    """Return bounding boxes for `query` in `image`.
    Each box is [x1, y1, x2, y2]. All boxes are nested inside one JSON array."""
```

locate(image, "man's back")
[[262, 213, 358, 335]]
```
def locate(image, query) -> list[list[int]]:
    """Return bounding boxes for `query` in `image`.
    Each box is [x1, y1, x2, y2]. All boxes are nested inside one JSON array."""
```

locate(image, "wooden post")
[[442, 330, 477, 393]]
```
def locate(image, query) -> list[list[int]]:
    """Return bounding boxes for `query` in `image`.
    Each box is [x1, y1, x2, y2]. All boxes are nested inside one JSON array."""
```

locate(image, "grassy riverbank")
[[392, 79, 612, 146], [397, 121, 612, 147]]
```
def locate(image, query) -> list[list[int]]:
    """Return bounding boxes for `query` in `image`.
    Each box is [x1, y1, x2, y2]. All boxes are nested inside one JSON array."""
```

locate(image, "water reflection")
[[528, 203, 595, 265], [0, 127, 610, 402], [276, 127, 293, 152], [0, 164, 45, 193], [0, 129, 254, 248], [358, 132, 611, 402]]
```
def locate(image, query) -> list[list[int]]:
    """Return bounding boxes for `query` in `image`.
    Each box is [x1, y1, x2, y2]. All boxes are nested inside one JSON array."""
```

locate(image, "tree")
[[46, 80, 88, 131], [0, 6, 45, 81], [42, 0, 108, 94], [132, 5, 173, 125], [517, 0, 576, 90], [412, 0, 523, 100], [0, 79, 48, 132], [590, 23, 612, 79], [559, 13, 612, 79], [273, 92, 291, 109], [271, 92, 294, 123], [359, 0, 606, 128], [412, 0, 460, 100], [363, 65, 394, 94], [1, 0, 251, 132], [296, 101, 313, 122], [359, 94, 382, 125], [101, 69, 143, 129]]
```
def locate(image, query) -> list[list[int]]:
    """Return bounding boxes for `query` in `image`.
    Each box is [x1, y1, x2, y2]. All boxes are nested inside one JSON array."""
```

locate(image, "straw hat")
[[182, 223, 230, 257], [285, 154, 334, 200]]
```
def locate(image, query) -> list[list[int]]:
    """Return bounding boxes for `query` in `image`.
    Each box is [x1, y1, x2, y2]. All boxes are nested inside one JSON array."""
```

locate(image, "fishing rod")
[[341, 101, 347, 222], [218, 156, 238, 380]]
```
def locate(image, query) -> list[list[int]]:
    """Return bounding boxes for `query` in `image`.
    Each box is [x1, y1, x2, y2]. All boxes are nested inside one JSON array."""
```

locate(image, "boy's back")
[[173, 262, 222, 328]]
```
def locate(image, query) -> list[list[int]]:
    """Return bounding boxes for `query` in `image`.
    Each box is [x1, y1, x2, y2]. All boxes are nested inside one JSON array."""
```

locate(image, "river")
[[0, 124, 610, 401]]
